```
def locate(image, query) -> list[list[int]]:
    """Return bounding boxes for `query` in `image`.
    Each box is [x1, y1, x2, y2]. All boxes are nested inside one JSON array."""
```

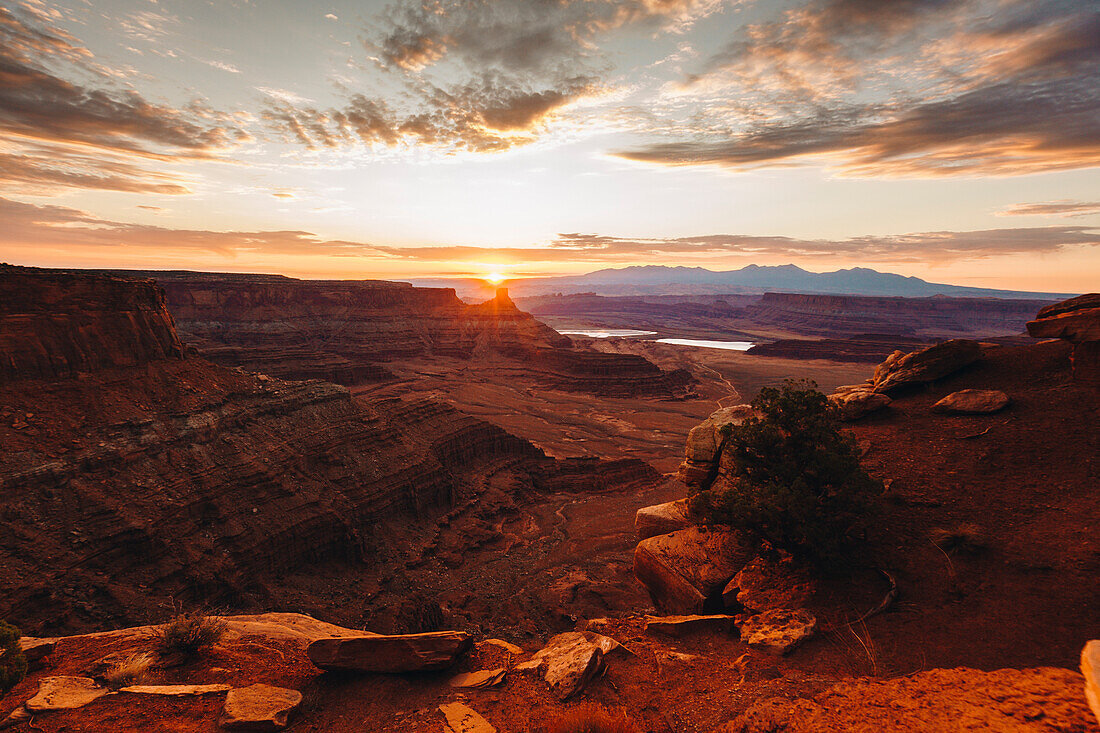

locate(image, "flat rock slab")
[[120, 684, 231, 695], [23, 676, 109, 713], [739, 609, 817, 655], [307, 630, 470, 672], [449, 668, 506, 688], [932, 389, 1010, 414], [439, 702, 497, 733], [1083, 640, 1100, 725], [644, 614, 735, 637], [220, 683, 302, 731]]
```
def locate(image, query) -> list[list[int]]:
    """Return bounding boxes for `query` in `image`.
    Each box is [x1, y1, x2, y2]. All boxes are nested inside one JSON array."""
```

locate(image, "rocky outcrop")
[[1028, 294, 1100, 385], [0, 265, 183, 383], [633, 526, 754, 614], [932, 389, 1010, 415], [870, 339, 983, 393], [306, 631, 471, 673]]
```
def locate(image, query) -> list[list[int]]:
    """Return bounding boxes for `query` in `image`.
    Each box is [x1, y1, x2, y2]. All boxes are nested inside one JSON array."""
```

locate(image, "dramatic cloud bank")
[[616, 0, 1100, 176], [0, 6, 244, 194]]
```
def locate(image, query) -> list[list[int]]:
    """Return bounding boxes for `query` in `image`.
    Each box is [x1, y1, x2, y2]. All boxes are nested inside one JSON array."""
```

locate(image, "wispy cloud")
[[997, 201, 1100, 218], [5, 196, 1093, 266]]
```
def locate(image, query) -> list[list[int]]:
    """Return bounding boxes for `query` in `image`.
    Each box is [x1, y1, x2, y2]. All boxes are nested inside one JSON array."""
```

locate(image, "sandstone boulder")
[[23, 676, 109, 713], [306, 630, 471, 673], [517, 632, 605, 700], [1083, 640, 1100, 725], [738, 609, 817, 655], [828, 388, 891, 421], [219, 684, 302, 731], [644, 614, 734, 637], [931, 389, 1010, 415], [678, 405, 756, 486], [635, 498, 692, 540], [634, 526, 754, 614], [871, 339, 982, 394], [723, 555, 816, 613]]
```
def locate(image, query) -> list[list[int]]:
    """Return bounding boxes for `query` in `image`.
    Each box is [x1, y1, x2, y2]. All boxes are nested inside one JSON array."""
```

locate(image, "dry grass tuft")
[[929, 523, 987, 553], [155, 612, 227, 658], [103, 652, 153, 689], [545, 704, 640, 733]]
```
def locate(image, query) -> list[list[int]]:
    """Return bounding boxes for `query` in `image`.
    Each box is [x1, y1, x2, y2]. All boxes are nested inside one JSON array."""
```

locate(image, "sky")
[[0, 0, 1098, 291]]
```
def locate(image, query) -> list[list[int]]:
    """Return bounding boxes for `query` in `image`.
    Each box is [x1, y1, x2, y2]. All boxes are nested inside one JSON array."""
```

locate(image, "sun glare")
[[484, 271, 505, 284]]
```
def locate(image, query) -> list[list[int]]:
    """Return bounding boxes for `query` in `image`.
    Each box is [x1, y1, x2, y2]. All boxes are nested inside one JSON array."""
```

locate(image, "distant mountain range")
[[407, 265, 1077, 301]]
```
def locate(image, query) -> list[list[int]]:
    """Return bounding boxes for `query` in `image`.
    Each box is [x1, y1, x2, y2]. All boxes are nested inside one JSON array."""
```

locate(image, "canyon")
[[0, 265, 1097, 732], [143, 271, 695, 399], [0, 266, 666, 638]]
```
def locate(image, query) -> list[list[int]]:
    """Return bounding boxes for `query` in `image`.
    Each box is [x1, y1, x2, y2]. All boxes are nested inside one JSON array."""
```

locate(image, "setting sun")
[[484, 272, 506, 284]]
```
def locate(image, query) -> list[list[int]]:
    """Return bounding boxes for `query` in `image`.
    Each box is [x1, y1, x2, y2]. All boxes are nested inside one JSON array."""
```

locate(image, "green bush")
[[0, 619, 27, 695], [689, 380, 881, 563]]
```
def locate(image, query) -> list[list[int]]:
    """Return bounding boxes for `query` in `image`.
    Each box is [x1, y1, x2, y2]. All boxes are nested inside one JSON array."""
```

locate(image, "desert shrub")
[[689, 380, 881, 563], [545, 704, 640, 733], [155, 612, 226, 658], [0, 619, 27, 695], [930, 523, 986, 553], [102, 652, 153, 690]]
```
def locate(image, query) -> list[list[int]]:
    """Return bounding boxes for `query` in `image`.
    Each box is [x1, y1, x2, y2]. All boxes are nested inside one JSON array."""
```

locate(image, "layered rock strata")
[[142, 272, 694, 396], [0, 267, 654, 635], [0, 265, 183, 383]]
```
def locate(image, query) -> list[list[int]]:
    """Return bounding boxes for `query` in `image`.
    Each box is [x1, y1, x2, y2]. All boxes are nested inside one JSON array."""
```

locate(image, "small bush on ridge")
[[689, 380, 881, 563], [155, 612, 226, 658], [0, 619, 27, 695]]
